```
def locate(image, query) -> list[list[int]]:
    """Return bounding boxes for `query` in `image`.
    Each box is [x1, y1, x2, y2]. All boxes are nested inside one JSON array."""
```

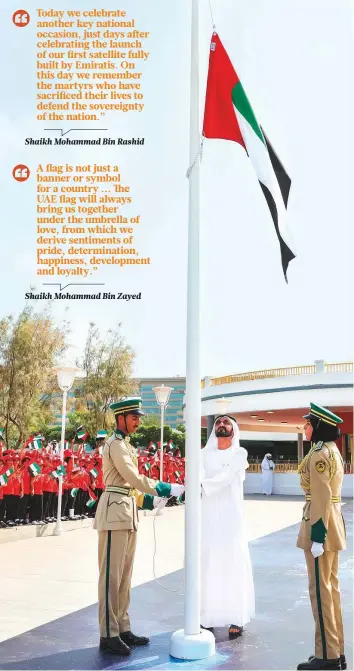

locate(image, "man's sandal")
[[229, 625, 243, 639]]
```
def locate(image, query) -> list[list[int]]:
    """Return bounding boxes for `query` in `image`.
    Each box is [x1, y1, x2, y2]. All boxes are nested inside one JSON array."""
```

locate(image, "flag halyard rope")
[[208, 0, 216, 30], [186, 135, 205, 179]]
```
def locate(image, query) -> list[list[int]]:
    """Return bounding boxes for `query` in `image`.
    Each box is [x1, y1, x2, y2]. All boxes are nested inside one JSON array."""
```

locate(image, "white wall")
[[244, 472, 353, 498], [240, 431, 297, 441], [201, 370, 353, 416]]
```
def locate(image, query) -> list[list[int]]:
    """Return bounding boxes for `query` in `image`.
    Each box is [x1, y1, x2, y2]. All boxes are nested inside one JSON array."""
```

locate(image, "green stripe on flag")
[[231, 81, 264, 144], [71, 488, 79, 497]]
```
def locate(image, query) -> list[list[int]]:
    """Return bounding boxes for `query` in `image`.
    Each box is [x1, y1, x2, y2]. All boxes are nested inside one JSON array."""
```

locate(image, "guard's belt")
[[305, 494, 341, 503], [106, 485, 135, 497]]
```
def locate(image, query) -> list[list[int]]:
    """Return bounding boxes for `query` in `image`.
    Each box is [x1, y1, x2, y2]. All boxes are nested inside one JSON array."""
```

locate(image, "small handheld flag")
[[29, 463, 41, 476], [86, 491, 98, 508], [76, 428, 88, 441], [51, 465, 66, 478]]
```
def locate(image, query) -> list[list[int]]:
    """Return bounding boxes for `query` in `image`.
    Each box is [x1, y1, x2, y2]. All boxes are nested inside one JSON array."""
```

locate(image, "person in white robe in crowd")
[[200, 415, 255, 639], [261, 453, 275, 495]]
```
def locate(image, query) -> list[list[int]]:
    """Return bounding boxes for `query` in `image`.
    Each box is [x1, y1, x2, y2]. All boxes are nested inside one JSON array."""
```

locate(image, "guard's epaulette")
[[313, 441, 324, 451]]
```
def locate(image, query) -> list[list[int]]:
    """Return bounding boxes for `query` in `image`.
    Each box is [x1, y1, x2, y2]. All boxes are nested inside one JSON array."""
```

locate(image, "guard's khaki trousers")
[[305, 551, 344, 660], [98, 530, 137, 638]]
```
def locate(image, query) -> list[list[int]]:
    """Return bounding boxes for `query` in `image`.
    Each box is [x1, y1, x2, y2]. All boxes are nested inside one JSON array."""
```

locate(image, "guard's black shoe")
[[297, 658, 341, 670], [120, 631, 149, 646], [308, 655, 346, 670], [201, 625, 214, 632], [99, 636, 131, 655]]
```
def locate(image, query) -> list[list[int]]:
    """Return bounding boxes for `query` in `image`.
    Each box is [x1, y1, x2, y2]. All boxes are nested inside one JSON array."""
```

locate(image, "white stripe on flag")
[[235, 111, 295, 254]]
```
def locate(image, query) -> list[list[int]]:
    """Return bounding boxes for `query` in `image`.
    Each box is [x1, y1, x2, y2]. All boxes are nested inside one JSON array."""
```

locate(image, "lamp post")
[[215, 397, 232, 417], [153, 384, 173, 483], [53, 365, 83, 537]]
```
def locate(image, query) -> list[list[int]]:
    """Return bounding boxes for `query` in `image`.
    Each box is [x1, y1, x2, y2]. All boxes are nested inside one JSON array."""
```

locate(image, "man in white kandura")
[[200, 415, 255, 639], [261, 453, 275, 496]]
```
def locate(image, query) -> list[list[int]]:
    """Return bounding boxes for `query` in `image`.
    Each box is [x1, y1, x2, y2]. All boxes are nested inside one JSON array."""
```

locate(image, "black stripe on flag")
[[259, 182, 296, 283], [261, 127, 291, 208]]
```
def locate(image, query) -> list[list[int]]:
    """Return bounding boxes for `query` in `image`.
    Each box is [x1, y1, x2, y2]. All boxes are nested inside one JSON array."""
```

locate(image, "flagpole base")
[[170, 629, 215, 660], [53, 521, 63, 536]]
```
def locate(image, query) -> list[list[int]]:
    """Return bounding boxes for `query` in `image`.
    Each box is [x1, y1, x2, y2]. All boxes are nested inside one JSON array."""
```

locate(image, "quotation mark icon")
[[13, 165, 30, 182], [12, 10, 30, 26]]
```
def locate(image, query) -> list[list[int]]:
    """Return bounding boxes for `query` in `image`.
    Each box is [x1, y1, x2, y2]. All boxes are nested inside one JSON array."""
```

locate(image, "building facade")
[[138, 377, 186, 428]]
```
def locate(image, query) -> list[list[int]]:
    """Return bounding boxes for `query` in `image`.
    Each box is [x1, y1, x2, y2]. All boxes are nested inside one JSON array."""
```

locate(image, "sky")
[[0, 0, 353, 379]]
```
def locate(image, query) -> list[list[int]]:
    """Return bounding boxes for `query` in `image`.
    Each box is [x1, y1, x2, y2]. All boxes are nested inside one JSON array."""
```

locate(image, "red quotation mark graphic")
[[13, 165, 30, 182], [12, 9, 30, 27]]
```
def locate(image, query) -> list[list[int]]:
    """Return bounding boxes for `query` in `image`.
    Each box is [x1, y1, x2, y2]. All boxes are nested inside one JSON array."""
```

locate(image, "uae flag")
[[32, 435, 44, 450], [71, 487, 79, 497], [29, 462, 41, 476], [86, 491, 98, 508], [203, 33, 296, 282], [90, 467, 98, 478], [0, 473, 8, 486]]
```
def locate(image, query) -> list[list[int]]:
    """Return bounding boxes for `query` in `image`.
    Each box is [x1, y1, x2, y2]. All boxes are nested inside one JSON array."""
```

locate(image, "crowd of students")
[[0, 430, 185, 528]]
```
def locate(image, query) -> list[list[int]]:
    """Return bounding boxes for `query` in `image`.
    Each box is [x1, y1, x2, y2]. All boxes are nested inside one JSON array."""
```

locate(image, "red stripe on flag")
[[203, 33, 245, 147]]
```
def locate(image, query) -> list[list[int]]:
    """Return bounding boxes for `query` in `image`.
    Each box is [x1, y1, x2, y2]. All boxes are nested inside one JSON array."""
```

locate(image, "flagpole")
[[170, 0, 215, 659]]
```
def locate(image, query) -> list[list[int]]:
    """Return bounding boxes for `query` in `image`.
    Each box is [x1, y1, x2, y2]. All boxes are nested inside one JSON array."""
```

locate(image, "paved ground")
[[0, 496, 352, 670]]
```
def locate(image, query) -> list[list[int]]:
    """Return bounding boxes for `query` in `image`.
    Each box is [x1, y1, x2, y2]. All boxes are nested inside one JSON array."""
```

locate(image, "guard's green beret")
[[110, 397, 145, 416], [304, 402, 343, 427]]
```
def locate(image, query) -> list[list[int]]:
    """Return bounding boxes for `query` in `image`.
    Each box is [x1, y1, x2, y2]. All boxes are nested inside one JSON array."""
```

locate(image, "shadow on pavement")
[[0, 508, 352, 670]]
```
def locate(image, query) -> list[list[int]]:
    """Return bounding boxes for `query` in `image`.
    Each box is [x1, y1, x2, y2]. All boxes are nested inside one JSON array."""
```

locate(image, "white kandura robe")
[[200, 443, 255, 628], [261, 458, 275, 495]]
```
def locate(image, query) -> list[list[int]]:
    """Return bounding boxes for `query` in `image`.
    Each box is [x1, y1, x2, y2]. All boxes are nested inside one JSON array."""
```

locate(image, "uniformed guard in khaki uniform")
[[297, 403, 346, 671], [94, 397, 184, 656]]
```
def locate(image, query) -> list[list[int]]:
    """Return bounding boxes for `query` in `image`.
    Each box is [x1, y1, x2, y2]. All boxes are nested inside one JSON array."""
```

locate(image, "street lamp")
[[53, 365, 84, 536], [153, 384, 174, 484], [215, 397, 231, 416]]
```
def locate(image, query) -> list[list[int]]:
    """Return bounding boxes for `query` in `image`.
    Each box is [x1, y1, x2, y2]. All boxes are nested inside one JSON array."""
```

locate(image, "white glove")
[[170, 483, 185, 497], [311, 542, 324, 558], [153, 497, 168, 511]]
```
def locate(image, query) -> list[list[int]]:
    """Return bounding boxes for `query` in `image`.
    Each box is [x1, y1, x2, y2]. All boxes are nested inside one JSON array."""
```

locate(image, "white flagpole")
[[170, 0, 215, 660]]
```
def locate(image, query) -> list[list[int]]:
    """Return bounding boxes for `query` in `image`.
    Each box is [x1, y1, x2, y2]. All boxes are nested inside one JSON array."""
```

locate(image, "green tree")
[[76, 322, 137, 437], [140, 413, 161, 426], [0, 306, 67, 448]]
